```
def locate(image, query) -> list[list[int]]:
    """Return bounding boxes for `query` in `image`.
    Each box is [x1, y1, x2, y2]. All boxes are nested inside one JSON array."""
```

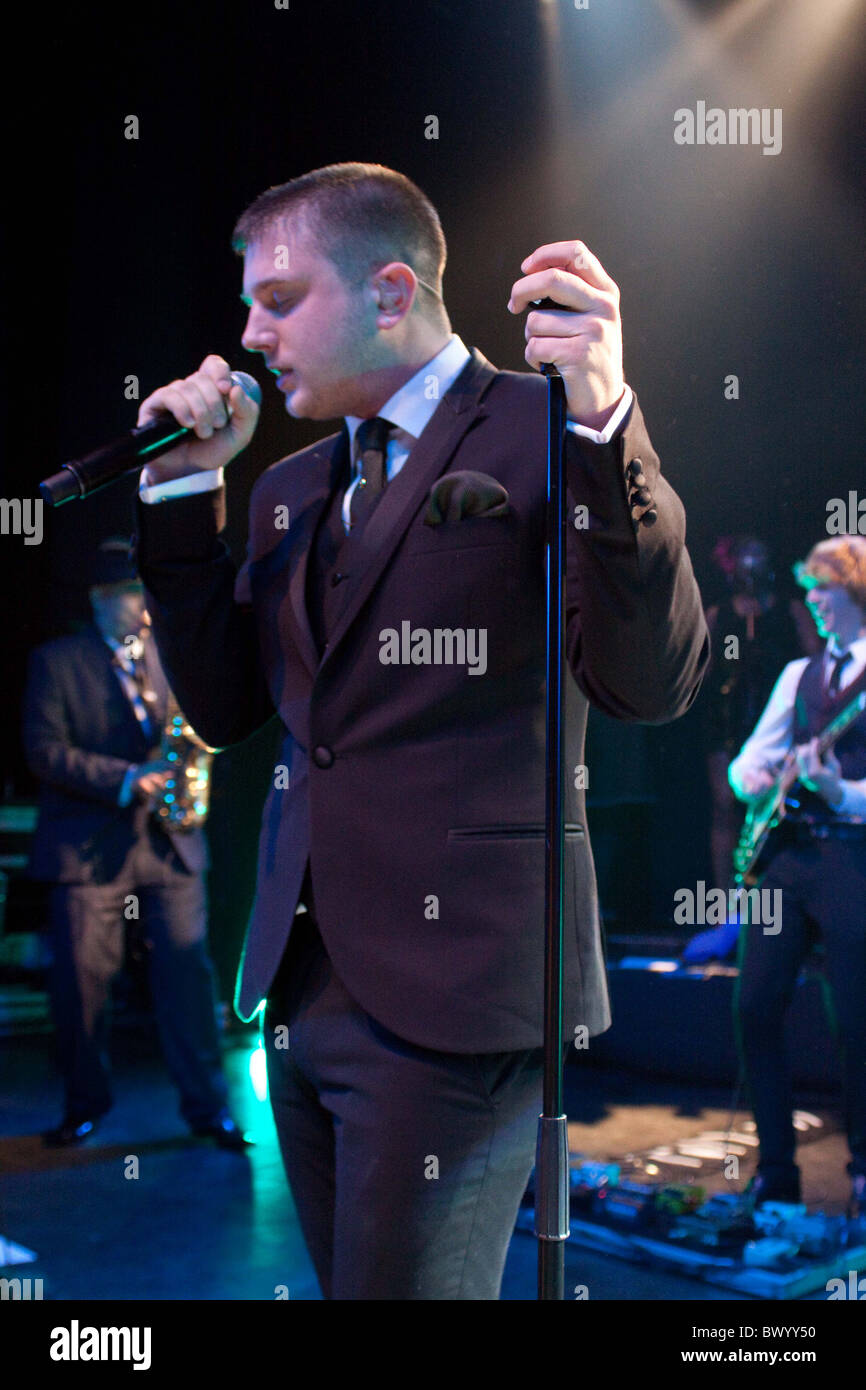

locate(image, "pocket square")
[[424, 471, 510, 526]]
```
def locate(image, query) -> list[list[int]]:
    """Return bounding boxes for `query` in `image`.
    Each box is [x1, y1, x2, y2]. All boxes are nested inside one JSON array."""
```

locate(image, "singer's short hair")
[[794, 536, 866, 611], [231, 162, 447, 302]]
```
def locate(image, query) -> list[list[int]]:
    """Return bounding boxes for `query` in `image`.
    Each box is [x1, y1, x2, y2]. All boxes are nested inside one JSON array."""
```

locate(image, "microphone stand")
[[533, 301, 570, 1301]]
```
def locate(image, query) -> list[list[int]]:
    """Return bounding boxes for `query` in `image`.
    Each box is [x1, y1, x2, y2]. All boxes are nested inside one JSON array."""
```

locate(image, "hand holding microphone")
[[135, 355, 261, 486], [40, 355, 262, 505]]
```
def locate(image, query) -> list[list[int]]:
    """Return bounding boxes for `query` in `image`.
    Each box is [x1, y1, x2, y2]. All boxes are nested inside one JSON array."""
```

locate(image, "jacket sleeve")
[[22, 647, 135, 804], [133, 483, 276, 749], [564, 393, 709, 723]]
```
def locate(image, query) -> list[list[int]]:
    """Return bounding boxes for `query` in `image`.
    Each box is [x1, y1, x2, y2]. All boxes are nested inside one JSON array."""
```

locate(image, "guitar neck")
[[815, 690, 866, 759]]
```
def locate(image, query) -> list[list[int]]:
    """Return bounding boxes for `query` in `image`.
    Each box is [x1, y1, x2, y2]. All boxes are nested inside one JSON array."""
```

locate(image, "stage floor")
[[0, 1025, 852, 1301]]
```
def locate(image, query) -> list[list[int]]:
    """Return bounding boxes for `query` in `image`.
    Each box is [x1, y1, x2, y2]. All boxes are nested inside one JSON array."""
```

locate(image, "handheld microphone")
[[39, 370, 262, 506]]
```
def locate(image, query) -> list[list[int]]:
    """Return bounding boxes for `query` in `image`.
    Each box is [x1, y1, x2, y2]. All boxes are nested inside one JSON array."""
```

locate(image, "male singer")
[[133, 162, 708, 1298], [729, 536, 866, 1213]]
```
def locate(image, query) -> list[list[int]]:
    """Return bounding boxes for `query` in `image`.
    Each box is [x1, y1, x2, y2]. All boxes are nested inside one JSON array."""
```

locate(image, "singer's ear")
[[371, 263, 416, 321]]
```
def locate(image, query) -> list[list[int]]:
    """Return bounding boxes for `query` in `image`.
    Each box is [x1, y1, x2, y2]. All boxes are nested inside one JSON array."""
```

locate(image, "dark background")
[[2, 0, 864, 995]]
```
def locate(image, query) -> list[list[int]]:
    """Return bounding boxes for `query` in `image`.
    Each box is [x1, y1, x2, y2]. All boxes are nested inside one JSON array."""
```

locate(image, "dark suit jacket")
[[22, 624, 208, 883], [134, 349, 708, 1048]]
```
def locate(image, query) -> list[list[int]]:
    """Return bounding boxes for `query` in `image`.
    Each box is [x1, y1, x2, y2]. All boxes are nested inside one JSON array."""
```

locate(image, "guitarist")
[[728, 536, 866, 1213]]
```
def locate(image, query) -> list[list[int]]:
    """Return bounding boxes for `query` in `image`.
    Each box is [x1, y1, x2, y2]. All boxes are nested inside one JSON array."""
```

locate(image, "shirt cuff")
[[727, 757, 746, 800], [566, 386, 634, 445], [139, 466, 224, 503], [118, 766, 139, 807], [836, 781, 866, 819]]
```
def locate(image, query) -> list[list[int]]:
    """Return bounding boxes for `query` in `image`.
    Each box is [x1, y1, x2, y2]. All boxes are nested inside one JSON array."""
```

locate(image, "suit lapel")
[[320, 348, 498, 669], [286, 428, 350, 676]]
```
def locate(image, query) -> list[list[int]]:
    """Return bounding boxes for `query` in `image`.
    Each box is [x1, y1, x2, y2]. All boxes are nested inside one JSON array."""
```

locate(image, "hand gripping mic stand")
[[533, 297, 571, 1301]]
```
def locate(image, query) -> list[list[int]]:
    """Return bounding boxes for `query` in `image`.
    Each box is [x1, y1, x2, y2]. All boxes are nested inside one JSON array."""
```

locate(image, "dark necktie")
[[827, 650, 852, 698], [349, 416, 393, 532]]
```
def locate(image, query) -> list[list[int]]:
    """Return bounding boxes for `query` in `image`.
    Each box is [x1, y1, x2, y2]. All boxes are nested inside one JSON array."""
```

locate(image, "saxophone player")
[[23, 537, 248, 1149]]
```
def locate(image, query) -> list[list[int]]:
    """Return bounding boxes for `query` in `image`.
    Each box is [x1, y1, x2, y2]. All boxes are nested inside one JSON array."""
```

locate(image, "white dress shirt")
[[139, 334, 635, 508], [728, 634, 866, 819], [339, 335, 471, 532]]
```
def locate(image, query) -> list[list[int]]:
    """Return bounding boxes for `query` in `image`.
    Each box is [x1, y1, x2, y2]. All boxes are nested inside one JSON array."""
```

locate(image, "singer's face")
[[240, 220, 381, 420]]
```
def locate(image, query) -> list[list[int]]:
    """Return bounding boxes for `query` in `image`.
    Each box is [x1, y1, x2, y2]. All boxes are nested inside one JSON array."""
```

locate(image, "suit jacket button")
[[331, 571, 346, 587], [312, 746, 334, 768], [630, 486, 652, 506], [627, 458, 643, 479], [641, 508, 658, 526]]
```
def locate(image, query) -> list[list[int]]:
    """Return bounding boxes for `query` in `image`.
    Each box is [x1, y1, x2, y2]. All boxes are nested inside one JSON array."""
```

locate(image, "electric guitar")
[[732, 690, 866, 885]]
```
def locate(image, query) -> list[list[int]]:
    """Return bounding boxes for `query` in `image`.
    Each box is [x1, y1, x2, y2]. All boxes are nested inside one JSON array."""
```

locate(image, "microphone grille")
[[230, 370, 263, 406]]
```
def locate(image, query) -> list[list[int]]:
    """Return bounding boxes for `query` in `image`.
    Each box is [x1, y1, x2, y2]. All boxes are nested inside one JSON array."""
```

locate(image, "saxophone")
[[152, 690, 217, 831]]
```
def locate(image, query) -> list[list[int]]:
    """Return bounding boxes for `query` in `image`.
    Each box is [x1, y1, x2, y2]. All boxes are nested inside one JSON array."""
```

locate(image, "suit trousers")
[[48, 825, 229, 1127], [734, 836, 866, 1181], [264, 895, 549, 1300]]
